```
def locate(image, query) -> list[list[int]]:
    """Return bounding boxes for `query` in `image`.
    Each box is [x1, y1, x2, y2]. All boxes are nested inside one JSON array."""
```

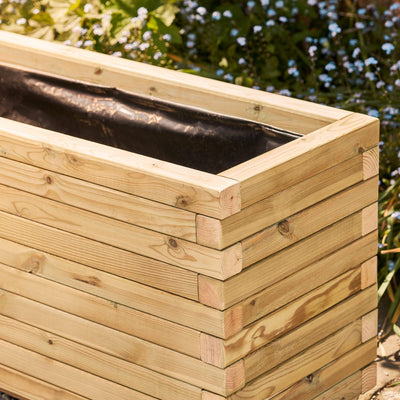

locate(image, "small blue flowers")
[[325, 61, 336, 71], [211, 11, 221, 20], [237, 37, 247, 46], [253, 25, 263, 34], [365, 57, 378, 66], [382, 42, 395, 54], [355, 22, 365, 29], [328, 22, 341, 37], [223, 10, 233, 18]]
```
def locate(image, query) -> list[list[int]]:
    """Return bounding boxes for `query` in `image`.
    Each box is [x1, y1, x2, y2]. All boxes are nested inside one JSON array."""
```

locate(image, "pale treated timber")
[[361, 257, 378, 289], [0, 32, 351, 133], [221, 113, 379, 209], [202, 392, 225, 400], [312, 372, 362, 400], [228, 319, 363, 400], [0, 238, 226, 337], [362, 363, 377, 394], [0, 211, 198, 300], [362, 203, 378, 236], [362, 309, 378, 343], [363, 146, 379, 180], [202, 284, 376, 370], [197, 155, 365, 250], [243, 286, 376, 380], [208, 267, 362, 368], [199, 211, 370, 312], [270, 339, 376, 400], [0, 363, 87, 400], [0, 315, 200, 400], [0, 117, 240, 219], [0, 314, 244, 398], [0, 156, 196, 241], [0, 338, 159, 400], [0, 184, 242, 279], [241, 177, 378, 267], [0, 270, 203, 357]]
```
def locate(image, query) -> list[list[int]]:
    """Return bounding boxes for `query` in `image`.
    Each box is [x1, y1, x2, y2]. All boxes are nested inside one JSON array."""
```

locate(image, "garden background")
[[1, 0, 399, 337]]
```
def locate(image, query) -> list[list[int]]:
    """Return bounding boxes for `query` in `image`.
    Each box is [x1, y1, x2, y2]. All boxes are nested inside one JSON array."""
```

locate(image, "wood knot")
[[45, 175, 53, 185], [278, 220, 292, 236], [149, 86, 157, 93], [22, 253, 45, 274], [250, 299, 256, 306], [254, 104, 261, 112], [306, 374, 314, 383], [48, 339, 53, 345], [168, 238, 178, 248], [94, 67, 103, 75], [176, 195, 191, 208], [66, 154, 80, 165], [74, 275, 101, 287], [358, 146, 365, 154]]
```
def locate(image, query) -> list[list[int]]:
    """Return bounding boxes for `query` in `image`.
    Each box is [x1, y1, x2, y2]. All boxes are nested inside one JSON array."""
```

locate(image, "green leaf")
[[152, 4, 179, 27], [393, 323, 400, 337], [378, 256, 400, 301]]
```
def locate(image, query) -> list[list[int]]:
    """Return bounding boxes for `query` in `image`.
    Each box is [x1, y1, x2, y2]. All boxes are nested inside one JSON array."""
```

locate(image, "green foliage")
[[1, 0, 400, 334]]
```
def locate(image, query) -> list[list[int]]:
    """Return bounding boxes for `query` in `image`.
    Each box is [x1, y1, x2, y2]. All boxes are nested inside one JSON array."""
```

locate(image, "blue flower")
[[230, 28, 239, 37], [376, 80, 385, 88], [390, 2, 400, 10], [266, 20, 275, 26], [211, 11, 221, 20], [365, 72, 377, 81], [388, 260, 395, 272], [238, 58, 247, 65], [319, 73, 332, 83], [385, 20, 394, 28], [328, 22, 341, 37], [279, 16, 288, 23], [355, 21, 365, 29], [275, 0, 284, 8], [268, 9, 277, 17], [237, 37, 247, 46], [308, 45, 317, 57], [288, 67, 299, 77], [216, 69, 224, 76], [349, 39, 358, 46], [308, 0, 317, 5], [358, 8, 366, 15], [266, 85, 275, 92], [382, 42, 395, 54], [197, 6, 207, 15], [261, 0, 270, 6], [395, 79, 400, 87], [162, 33, 172, 41], [224, 73, 234, 82], [352, 47, 361, 58], [365, 57, 378, 66], [279, 89, 292, 96], [223, 10, 233, 18], [288, 59, 296, 67], [325, 61, 336, 71], [368, 108, 379, 117], [247, 1, 256, 9], [253, 25, 263, 33]]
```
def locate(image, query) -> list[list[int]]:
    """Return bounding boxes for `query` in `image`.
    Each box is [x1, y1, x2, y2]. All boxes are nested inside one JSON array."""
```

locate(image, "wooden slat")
[[243, 286, 376, 380], [220, 113, 379, 209], [362, 309, 378, 343], [0, 316, 225, 400], [0, 338, 159, 400], [362, 363, 377, 394], [0, 156, 196, 241], [363, 146, 379, 180], [197, 154, 363, 249], [215, 268, 362, 367], [0, 32, 351, 133], [241, 177, 378, 267], [361, 257, 377, 289], [270, 339, 376, 400], [0, 268, 203, 356], [199, 212, 368, 312], [0, 117, 240, 219], [202, 392, 225, 400], [0, 184, 242, 279], [0, 363, 88, 400], [362, 203, 378, 236], [312, 372, 362, 400], [0, 211, 198, 300], [0, 237, 225, 337], [228, 319, 364, 400]]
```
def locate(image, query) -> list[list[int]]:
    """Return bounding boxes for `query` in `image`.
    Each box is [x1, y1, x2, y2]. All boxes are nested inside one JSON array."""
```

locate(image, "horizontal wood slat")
[[0, 117, 241, 219], [198, 154, 364, 249], [0, 267, 205, 356], [0, 363, 88, 400], [199, 211, 370, 312], [270, 339, 376, 400], [0, 156, 196, 241], [312, 372, 362, 400], [0, 338, 160, 400], [0, 184, 242, 279], [220, 113, 378, 209], [0, 211, 198, 300]]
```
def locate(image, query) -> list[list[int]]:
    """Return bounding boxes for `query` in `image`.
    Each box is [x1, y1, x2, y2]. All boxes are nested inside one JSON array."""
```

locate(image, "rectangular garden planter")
[[0, 30, 379, 400]]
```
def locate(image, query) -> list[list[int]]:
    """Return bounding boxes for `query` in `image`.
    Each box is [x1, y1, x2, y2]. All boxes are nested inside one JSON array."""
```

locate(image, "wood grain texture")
[[221, 113, 379, 209], [0, 211, 198, 300], [197, 155, 363, 249], [0, 363, 87, 400], [270, 339, 376, 400], [0, 184, 242, 279], [200, 211, 366, 312], [312, 372, 362, 400], [0, 315, 201, 400], [362, 363, 377, 394], [0, 117, 240, 219], [229, 319, 363, 400], [0, 238, 226, 337], [362, 309, 378, 343], [362, 203, 378, 236], [218, 268, 363, 368], [361, 257, 378, 289], [244, 285, 377, 380], [202, 392, 225, 400], [0, 267, 205, 355], [0, 156, 196, 241], [0, 32, 351, 134], [241, 177, 378, 267], [363, 146, 379, 180], [0, 338, 160, 400]]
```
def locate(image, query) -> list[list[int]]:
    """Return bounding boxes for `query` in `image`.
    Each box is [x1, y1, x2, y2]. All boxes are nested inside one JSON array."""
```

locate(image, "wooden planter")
[[0, 31, 379, 400]]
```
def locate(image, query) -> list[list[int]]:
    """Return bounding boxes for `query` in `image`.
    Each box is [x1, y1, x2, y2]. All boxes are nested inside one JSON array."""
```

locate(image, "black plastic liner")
[[0, 64, 301, 174]]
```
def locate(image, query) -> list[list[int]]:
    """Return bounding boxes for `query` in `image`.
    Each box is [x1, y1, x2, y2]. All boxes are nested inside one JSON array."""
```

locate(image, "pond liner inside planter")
[[0, 64, 301, 174]]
